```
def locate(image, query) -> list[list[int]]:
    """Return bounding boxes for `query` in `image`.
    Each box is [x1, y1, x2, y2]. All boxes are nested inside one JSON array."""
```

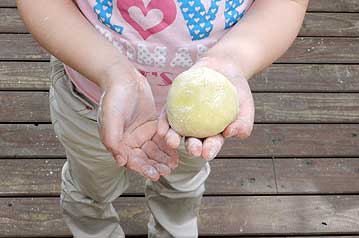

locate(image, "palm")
[[98, 75, 178, 181]]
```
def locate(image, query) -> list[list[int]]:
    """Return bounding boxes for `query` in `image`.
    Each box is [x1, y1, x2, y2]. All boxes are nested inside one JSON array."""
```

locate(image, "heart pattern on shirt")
[[177, 0, 221, 41], [94, 0, 124, 34], [118, 0, 177, 40], [225, 0, 246, 29], [128, 7, 164, 31]]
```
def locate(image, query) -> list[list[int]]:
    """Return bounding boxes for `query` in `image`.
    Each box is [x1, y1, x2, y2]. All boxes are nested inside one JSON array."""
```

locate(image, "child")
[[17, 0, 308, 237]]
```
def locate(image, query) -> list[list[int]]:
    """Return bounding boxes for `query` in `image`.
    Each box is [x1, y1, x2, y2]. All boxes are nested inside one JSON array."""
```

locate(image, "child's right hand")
[[97, 67, 179, 181]]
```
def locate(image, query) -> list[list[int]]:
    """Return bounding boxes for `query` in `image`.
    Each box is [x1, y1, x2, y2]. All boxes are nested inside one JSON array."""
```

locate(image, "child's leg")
[[145, 144, 210, 238], [49, 56, 129, 238]]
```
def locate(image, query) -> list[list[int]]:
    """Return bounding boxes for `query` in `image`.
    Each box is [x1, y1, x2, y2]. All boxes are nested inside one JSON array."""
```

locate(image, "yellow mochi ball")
[[167, 67, 239, 138]]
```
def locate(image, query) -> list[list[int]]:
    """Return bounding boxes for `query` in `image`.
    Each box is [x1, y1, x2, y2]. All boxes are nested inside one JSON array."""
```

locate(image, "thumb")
[[97, 89, 130, 164], [223, 81, 255, 139]]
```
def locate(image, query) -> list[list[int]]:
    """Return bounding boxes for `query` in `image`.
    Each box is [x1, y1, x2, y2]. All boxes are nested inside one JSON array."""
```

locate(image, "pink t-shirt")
[[64, 0, 254, 111]]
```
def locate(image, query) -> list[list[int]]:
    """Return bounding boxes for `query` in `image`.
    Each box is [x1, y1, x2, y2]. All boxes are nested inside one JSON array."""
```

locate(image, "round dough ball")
[[167, 67, 239, 138]]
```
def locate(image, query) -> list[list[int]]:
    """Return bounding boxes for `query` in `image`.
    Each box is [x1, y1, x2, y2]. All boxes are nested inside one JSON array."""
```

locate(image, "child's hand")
[[97, 68, 179, 181], [158, 58, 255, 161]]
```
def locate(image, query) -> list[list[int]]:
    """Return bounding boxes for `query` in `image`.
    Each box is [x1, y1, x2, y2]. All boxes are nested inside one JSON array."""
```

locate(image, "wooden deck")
[[1, 0, 359, 237]]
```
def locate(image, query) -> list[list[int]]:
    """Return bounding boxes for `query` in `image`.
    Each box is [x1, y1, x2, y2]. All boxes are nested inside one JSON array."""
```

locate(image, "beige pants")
[[48, 56, 210, 238]]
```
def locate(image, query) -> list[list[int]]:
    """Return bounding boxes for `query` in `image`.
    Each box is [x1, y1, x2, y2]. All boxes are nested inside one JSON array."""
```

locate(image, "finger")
[[223, 91, 255, 139], [185, 137, 202, 157], [115, 155, 127, 167], [157, 106, 170, 137], [125, 120, 157, 148], [126, 148, 160, 181], [152, 134, 179, 169], [142, 141, 174, 168], [165, 128, 181, 149], [201, 134, 224, 161], [153, 163, 171, 176], [143, 158, 171, 176]]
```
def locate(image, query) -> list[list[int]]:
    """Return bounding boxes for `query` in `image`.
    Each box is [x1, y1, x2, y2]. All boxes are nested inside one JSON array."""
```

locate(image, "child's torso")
[[64, 0, 254, 111]]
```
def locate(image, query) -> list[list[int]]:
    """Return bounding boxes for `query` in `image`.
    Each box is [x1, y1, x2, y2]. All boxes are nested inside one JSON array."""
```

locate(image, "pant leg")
[[49, 56, 129, 238], [145, 143, 210, 238]]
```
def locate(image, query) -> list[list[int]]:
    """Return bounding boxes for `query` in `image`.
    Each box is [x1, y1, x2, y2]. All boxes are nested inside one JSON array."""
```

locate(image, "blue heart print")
[[225, 0, 246, 29], [94, 0, 124, 34], [177, 0, 221, 41]]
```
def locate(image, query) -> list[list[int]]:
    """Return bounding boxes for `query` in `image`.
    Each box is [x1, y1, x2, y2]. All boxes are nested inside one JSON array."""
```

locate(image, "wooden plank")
[[2, 0, 359, 12], [0, 8, 26, 33], [0, 0, 15, 7], [221, 124, 359, 157], [254, 93, 359, 123], [253, 64, 359, 92], [290, 237, 359, 238], [2, 34, 359, 63], [280, 37, 359, 64], [3, 158, 359, 196], [203, 237, 359, 238], [1, 124, 359, 158], [4, 10, 359, 37], [0, 92, 49, 122], [0, 236, 349, 238], [2, 62, 359, 92], [1, 196, 359, 236], [0, 158, 275, 196], [308, 0, 359, 12], [0, 62, 50, 90], [299, 13, 359, 37], [275, 158, 359, 194], [2, 92, 359, 123], [0, 124, 64, 158], [0, 34, 48, 61]]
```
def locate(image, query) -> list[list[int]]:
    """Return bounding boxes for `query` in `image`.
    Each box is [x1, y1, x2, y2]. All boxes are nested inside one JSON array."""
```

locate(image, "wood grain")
[[2, 92, 359, 123], [2, 62, 359, 92], [253, 64, 359, 92], [280, 37, 359, 64], [0, 124, 64, 158], [300, 13, 359, 36], [254, 93, 359, 123], [0, 34, 48, 61], [3, 9, 359, 36], [2, 158, 359, 196], [0, 0, 15, 7], [0, 8, 25, 33], [1, 124, 359, 158], [0, 62, 50, 90], [1, 196, 359, 236], [0, 158, 275, 196], [275, 158, 359, 194], [308, 0, 359, 12], [2, 35, 359, 63]]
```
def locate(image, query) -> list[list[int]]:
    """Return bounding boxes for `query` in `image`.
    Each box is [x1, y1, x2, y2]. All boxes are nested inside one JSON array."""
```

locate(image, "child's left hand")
[[157, 57, 255, 161]]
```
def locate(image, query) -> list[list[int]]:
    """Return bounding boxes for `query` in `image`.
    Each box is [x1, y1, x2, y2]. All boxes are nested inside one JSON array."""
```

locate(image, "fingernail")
[[158, 164, 171, 175], [190, 144, 201, 157], [207, 148, 217, 161], [144, 167, 158, 178]]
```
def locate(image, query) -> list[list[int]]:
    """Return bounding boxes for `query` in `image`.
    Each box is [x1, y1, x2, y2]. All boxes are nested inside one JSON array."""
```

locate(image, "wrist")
[[100, 61, 143, 91], [194, 56, 246, 79], [193, 56, 248, 83]]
